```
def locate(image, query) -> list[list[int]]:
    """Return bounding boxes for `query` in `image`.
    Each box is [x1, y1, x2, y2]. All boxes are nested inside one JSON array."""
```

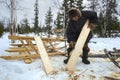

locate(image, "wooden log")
[[20, 52, 33, 64], [34, 36, 54, 74], [104, 76, 120, 80], [8, 35, 34, 40], [0, 52, 67, 60], [66, 20, 90, 72], [6, 48, 26, 52], [5, 47, 35, 52], [8, 35, 66, 42], [0, 54, 39, 60], [26, 39, 39, 54], [88, 54, 120, 58], [19, 39, 31, 54], [10, 44, 36, 47]]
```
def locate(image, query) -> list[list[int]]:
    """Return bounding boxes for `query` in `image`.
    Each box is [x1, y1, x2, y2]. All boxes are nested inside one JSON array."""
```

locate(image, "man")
[[64, 8, 98, 64]]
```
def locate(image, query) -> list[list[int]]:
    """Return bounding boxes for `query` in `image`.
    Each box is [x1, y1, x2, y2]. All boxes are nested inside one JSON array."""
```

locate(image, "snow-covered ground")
[[0, 33, 120, 80]]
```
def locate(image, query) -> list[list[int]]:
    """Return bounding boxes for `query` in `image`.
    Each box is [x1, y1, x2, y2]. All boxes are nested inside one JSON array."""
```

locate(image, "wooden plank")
[[66, 20, 90, 72], [34, 36, 54, 74]]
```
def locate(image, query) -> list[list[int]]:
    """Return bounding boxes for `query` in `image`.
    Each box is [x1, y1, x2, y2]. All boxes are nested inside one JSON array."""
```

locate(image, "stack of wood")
[[0, 35, 67, 64]]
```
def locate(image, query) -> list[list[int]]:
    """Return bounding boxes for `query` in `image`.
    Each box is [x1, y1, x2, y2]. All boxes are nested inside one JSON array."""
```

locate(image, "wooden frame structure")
[[1, 35, 66, 64]]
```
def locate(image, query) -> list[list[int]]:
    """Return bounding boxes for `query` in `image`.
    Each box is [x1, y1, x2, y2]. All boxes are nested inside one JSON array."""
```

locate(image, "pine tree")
[[87, 0, 119, 37], [102, 0, 119, 37], [24, 18, 30, 34], [54, 12, 64, 37], [17, 24, 21, 34], [34, 0, 39, 35], [75, 0, 84, 10], [55, 12, 63, 29], [45, 7, 53, 37], [20, 18, 31, 34], [97, 12, 106, 37], [87, 0, 99, 11]]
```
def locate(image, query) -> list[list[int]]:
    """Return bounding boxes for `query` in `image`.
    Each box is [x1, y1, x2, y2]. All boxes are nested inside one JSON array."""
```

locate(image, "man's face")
[[72, 16, 79, 21]]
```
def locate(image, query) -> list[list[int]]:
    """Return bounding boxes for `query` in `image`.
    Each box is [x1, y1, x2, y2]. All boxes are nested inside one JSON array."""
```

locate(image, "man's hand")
[[88, 23, 97, 30], [69, 41, 76, 48]]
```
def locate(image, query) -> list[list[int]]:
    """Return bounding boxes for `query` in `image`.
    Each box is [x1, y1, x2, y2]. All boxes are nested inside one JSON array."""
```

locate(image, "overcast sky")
[[0, 0, 120, 26], [0, 0, 63, 26]]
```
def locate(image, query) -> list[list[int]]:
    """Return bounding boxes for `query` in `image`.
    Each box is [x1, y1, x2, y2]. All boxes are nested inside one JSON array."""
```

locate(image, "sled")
[[4, 35, 66, 63], [34, 36, 54, 74], [66, 20, 90, 72], [104, 49, 120, 69]]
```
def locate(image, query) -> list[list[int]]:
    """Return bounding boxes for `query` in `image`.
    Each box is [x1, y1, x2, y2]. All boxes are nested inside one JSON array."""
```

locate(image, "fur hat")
[[68, 8, 81, 18]]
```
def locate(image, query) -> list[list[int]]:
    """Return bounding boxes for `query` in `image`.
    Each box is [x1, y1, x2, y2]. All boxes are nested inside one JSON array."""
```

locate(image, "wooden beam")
[[20, 39, 31, 54], [5, 47, 36, 52], [0, 54, 39, 60], [10, 43, 36, 47], [66, 20, 90, 72], [88, 53, 120, 58], [26, 39, 39, 54], [8, 35, 66, 42], [34, 36, 54, 74], [20, 52, 33, 64], [0, 52, 66, 60]]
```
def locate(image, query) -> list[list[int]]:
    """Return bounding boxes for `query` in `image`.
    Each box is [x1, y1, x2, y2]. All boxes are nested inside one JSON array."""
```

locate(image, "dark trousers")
[[67, 33, 92, 60], [67, 44, 90, 60]]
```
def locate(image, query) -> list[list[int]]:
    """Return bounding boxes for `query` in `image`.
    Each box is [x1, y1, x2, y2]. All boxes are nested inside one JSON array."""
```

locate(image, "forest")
[[0, 0, 120, 38]]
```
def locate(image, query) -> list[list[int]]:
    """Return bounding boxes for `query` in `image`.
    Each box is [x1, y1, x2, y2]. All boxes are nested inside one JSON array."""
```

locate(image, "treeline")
[[0, 0, 120, 38], [0, 21, 4, 37], [55, 0, 120, 37]]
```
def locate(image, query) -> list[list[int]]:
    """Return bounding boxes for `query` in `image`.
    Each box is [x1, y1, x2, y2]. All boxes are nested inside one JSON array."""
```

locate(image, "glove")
[[69, 41, 76, 48], [88, 23, 97, 30]]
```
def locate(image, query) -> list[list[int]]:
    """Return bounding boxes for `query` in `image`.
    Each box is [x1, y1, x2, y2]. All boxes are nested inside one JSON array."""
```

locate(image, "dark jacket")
[[66, 10, 98, 43]]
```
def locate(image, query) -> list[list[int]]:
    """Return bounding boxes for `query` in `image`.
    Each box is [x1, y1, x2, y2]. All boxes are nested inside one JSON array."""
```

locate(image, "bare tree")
[[0, 0, 23, 36], [10, 0, 17, 36]]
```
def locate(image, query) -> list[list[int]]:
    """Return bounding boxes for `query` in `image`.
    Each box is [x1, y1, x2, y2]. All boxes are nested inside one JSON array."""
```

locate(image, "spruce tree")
[[24, 18, 30, 34], [45, 7, 53, 37], [34, 0, 39, 35], [20, 18, 31, 34], [97, 12, 106, 37], [102, 0, 119, 37], [75, 0, 84, 10], [87, 0, 99, 11], [87, 0, 119, 37], [55, 12, 63, 29]]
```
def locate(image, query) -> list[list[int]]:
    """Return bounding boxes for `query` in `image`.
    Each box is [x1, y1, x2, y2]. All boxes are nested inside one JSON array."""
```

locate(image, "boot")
[[64, 56, 70, 64], [82, 45, 90, 64], [64, 47, 73, 64]]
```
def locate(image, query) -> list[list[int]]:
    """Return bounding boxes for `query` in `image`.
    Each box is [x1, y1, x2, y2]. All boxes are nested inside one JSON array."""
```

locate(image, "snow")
[[0, 33, 120, 80]]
